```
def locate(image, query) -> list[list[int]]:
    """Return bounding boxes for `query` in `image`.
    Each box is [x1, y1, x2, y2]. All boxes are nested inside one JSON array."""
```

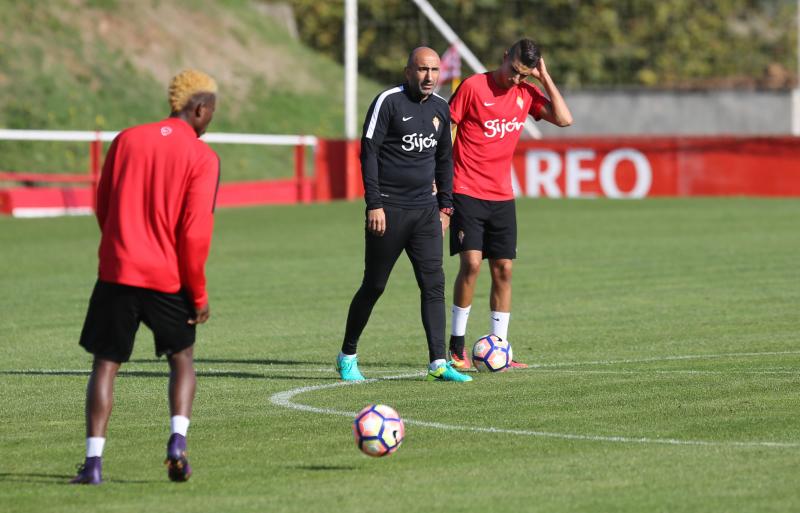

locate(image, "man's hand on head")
[[531, 56, 548, 82]]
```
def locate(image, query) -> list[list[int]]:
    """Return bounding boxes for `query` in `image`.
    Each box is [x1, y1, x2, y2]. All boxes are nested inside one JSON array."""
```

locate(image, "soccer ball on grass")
[[352, 404, 405, 457], [472, 334, 512, 372]]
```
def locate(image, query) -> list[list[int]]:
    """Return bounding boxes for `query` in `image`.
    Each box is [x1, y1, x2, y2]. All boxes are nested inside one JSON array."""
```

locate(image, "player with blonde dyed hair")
[[71, 69, 220, 484], [168, 68, 218, 112]]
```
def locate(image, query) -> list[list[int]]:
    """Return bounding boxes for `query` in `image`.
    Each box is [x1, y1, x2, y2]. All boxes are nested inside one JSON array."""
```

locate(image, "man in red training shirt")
[[70, 69, 220, 485], [447, 39, 573, 369]]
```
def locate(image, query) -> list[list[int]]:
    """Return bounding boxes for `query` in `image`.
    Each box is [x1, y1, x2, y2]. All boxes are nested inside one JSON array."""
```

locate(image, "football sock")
[[451, 305, 471, 336], [450, 305, 471, 353], [428, 359, 447, 371], [490, 311, 510, 340], [338, 352, 357, 360], [449, 335, 465, 354], [86, 437, 105, 458], [170, 415, 190, 437]]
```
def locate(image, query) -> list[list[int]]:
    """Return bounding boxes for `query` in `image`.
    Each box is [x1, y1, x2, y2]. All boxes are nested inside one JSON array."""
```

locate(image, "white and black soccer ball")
[[352, 404, 405, 457], [471, 334, 512, 372]]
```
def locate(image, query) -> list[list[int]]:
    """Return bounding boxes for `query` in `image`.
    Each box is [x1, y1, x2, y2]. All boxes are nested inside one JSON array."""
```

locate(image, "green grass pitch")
[[0, 198, 798, 512]]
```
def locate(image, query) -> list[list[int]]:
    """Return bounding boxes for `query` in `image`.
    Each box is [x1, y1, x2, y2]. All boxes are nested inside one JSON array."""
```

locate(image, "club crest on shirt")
[[516, 96, 524, 110], [432, 115, 441, 132], [160, 126, 172, 136]]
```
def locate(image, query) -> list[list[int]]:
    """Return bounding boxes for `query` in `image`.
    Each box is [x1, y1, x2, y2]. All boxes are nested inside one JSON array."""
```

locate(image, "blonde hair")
[[168, 69, 218, 112]]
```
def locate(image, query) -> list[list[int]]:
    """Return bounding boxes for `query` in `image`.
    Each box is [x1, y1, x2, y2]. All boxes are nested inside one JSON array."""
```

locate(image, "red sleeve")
[[178, 150, 220, 309], [95, 137, 119, 229], [526, 83, 549, 121], [448, 79, 471, 124]]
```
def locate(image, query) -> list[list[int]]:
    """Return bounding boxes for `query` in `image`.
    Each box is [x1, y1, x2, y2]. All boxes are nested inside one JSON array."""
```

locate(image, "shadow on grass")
[[288, 464, 357, 471], [0, 472, 73, 484], [130, 358, 422, 369], [0, 370, 338, 381], [199, 358, 332, 366], [0, 472, 160, 485], [130, 358, 330, 366]]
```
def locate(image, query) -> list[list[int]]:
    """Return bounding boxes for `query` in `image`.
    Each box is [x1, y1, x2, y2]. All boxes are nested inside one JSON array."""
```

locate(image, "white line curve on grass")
[[268, 350, 800, 449], [7, 352, 800, 447]]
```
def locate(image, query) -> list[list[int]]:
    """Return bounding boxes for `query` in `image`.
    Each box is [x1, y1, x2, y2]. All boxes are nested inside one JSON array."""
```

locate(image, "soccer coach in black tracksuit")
[[339, 47, 465, 377]]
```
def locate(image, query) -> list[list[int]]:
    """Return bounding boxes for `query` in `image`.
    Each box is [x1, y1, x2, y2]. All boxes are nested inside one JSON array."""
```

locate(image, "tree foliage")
[[286, 0, 798, 89]]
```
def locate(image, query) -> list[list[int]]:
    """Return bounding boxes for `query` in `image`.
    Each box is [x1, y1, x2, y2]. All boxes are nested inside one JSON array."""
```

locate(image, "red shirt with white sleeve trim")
[[95, 117, 220, 309], [449, 72, 549, 200]]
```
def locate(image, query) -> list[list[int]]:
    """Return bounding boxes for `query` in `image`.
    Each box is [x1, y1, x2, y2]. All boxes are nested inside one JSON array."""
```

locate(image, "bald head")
[[407, 47, 439, 68], [404, 47, 441, 100]]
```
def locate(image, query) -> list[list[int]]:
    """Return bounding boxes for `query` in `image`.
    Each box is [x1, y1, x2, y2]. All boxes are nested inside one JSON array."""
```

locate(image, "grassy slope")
[[0, 0, 382, 181], [0, 198, 799, 512]]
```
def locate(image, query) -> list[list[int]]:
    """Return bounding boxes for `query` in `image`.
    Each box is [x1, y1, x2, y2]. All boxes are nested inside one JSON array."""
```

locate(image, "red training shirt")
[[96, 117, 220, 309], [450, 72, 549, 200]]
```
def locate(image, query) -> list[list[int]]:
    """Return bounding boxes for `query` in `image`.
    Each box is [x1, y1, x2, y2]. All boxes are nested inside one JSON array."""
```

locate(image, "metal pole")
[[410, 0, 542, 139], [793, 0, 800, 135], [295, 143, 306, 203], [344, 0, 358, 140], [411, 0, 486, 74], [90, 134, 102, 212]]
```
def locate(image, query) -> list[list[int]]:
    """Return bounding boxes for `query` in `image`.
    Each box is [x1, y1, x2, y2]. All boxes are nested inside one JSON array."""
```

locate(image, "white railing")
[[0, 129, 319, 217], [0, 129, 318, 146]]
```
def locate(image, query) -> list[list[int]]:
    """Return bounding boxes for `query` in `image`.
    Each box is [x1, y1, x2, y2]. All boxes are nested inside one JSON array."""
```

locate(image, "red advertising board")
[[3, 136, 799, 216], [513, 137, 800, 198]]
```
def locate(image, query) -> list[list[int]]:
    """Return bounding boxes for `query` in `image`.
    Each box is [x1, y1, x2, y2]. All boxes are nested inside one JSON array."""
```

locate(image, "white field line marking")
[[6, 352, 800, 447], [5, 367, 795, 378], [535, 369, 799, 375], [269, 356, 800, 449], [5, 349, 800, 377], [530, 350, 800, 369], [6, 349, 800, 377]]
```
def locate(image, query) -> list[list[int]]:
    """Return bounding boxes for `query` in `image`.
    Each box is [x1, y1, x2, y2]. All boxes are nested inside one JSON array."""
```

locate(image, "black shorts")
[[449, 193, 517, 259], [78, 280, 196, 363]]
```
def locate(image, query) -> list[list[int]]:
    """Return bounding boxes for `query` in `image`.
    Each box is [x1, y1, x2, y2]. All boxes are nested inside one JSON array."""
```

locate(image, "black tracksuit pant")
[[342, 205, 446, 362]]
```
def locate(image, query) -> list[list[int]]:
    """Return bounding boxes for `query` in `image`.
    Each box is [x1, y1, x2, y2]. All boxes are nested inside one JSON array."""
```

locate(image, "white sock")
[[86, 437, 105, 458], [170, 415, 190, 437], [490, 311, 511, 340], [429, 359, 447, 371], [451, 305, 471, 336], [339, 351, 356, 359]]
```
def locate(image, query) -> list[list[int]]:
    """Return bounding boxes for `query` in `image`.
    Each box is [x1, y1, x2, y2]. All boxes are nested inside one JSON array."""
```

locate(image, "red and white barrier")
[[0, 130, 317, 217], [314, 136, 800, 203], [3, 132, 800, 217], [512, 137, 800, 198]]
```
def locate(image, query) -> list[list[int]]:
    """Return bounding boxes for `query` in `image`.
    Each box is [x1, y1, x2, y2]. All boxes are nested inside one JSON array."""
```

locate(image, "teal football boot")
[[426, 362, 472, 382], [336, 353, 366, 381]]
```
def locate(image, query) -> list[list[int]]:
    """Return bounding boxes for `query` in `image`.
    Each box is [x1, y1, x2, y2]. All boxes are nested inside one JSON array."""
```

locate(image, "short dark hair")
[[509, 39, 540, 68]]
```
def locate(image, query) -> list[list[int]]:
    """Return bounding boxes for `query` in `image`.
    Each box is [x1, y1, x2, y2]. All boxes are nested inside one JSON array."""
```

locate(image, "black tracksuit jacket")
[[360, 84, 453, 211]]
